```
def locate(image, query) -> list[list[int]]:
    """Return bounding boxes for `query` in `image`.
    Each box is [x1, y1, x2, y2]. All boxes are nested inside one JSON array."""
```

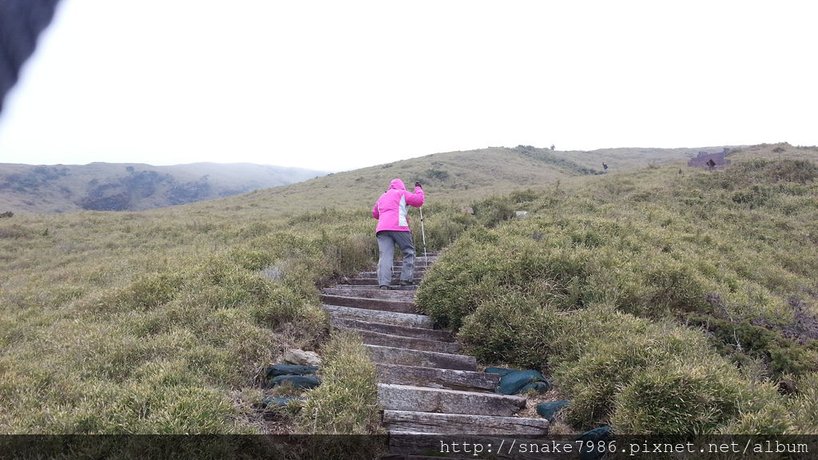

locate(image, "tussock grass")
[[0, 206, 377, 433], [417, 146, 818, 434], [297, 332, 380, 435]]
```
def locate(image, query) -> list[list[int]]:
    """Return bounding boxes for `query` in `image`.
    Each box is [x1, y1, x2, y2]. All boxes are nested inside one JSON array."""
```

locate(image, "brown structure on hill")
[[688, 149, 730, 168]]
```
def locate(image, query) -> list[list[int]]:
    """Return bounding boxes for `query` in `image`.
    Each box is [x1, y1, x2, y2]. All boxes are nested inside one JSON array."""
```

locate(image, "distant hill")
[[0, 162, 325, 212], [202, 145, 729, 215]]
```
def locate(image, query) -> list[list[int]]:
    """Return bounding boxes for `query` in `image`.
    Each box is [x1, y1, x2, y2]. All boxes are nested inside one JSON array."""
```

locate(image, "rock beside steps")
[[321, 253, 549, 437]]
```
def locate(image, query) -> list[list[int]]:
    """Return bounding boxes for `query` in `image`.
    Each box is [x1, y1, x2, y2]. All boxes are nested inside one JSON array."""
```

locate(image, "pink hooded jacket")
[[372, 179, 425, 233]]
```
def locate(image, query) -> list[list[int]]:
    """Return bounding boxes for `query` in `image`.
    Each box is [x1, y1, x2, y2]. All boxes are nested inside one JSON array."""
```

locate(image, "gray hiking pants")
[[376, 231, 415, 287]]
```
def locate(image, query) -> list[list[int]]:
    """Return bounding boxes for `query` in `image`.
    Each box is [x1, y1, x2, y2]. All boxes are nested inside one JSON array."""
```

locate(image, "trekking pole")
[[419, 206, 428, 268]]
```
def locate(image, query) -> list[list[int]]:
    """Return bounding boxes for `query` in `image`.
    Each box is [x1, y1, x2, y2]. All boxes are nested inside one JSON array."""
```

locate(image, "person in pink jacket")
[[372, 178, 425, 289]]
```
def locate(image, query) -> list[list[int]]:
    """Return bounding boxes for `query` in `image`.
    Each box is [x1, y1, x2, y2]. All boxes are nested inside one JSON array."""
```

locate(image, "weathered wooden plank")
[[345, 278, 421, 287], [377, 384, 525, 416], [337, 327, 460, 354], [394, 256, 438, 265], [356, 273, 425, 281], [365, 345, 476, 371], [320, 294, 416, 313], [383, 410, 549, 435], [330, 317, 453, 342], [323, 305, 432, 329], [359, 270, 426, 277], [333, 283, 418, 291], [322, 286, 416, 301], [376, 364, 498, 392]]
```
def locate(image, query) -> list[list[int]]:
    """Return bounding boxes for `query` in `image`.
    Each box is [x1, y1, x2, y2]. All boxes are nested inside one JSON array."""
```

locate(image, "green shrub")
[[788, 372, 818, 433], [554, 315, 702, 427], [321, 233, 376, 276], [228, 248, 276, 271], [639, 260, 711, 315], [298, 332, 379, 434], [458, 291, 560, 369], [611, 359, 771, 434], [111, 272, 186, 311], [686, 315, 818, 378], [422, 205, 477, 250], [472, 196, 516, 228], [721, 398, 801, 435]]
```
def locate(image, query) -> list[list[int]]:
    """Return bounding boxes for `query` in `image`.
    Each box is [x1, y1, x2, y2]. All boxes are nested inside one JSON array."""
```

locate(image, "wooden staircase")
[[321, 254, 549, 439]]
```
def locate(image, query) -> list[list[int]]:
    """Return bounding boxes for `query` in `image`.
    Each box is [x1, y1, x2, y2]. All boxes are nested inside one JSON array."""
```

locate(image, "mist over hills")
[[0, 162, 325, 213]]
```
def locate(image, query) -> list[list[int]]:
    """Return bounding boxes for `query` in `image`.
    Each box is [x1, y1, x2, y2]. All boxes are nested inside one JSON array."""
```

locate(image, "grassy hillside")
[[2, 142, 814, 436], [202, 145, 724, 217], [0, 162, 324, 213], [417, 143, 818, 434], [0, 203, 378, 433]]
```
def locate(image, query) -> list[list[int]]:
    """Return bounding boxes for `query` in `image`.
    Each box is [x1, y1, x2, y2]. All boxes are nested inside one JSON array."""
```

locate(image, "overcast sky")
[[0, 0, 815, 172]]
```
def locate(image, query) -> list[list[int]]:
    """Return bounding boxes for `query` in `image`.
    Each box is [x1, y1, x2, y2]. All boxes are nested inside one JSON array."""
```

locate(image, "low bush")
[[415, 154, 818, 433], [554, 313, 710, 427], [458, 291, 560, 369], [687, 315, 818, 378], [611, 359, 776, 435], [788, 373, 818, 432], [297, 332, 380, 434]]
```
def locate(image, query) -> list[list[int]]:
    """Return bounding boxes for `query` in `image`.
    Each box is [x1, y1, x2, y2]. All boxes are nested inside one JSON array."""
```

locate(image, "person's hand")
[[415, 181, 422, 188]]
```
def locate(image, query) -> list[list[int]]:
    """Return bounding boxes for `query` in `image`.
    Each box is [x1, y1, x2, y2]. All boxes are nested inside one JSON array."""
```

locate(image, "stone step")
[[322, 286, 417, 301], [336, 282, 418, 290], [392, 253, 439, 265], [321, 294, 416, 314], [376, 364, 498, 392], [378, 384, 526, 416], [382, 410, 549, 435], [345, 278, 421, 287], [330, 317, 454, 342], [338, 327, 460, 354], [369, 265, 429, 271], [365, 345, 476, 371], [393, 255, 438, 262], [357, 272, 425, 280], [324, 305, 432, 329]]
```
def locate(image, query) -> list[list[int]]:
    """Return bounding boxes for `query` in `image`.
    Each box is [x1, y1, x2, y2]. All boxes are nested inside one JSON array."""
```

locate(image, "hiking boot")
[[399, 280, 415, 286], [379, 285, 392, 290]]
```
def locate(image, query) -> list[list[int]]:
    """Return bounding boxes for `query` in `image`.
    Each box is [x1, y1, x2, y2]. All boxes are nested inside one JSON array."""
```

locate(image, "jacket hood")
[[389, 178, 406, 191]]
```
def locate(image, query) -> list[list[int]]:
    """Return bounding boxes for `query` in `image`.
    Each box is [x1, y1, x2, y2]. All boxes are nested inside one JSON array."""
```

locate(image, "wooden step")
[[394, 256, 438, 264], [330, 317, 454, 342], [322, 286, 417, 301], [376, 364, 499, 392], [337, 281, 418, 290], [324, 305, 432, 329], [377, 384, 526, 416], [382, 410, 548, 435], [357, 273, 425, 280], [365, 345, 476, 371], [320, 294, 416, 314], [345, 278, 420, 287], [359, 269, 427, 277], [337, 327, 460, 354]]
